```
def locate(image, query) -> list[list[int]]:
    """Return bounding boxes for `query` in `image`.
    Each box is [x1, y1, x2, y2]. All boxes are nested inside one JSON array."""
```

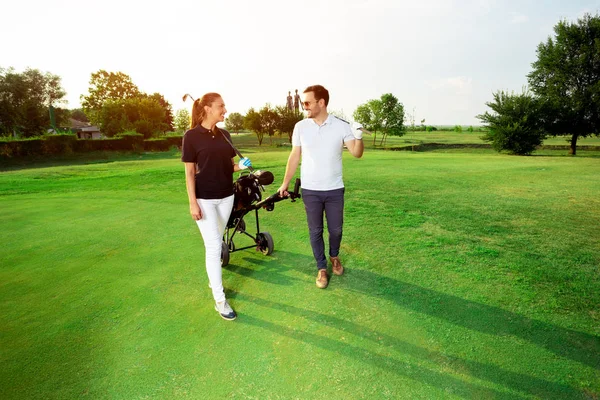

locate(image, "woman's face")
[[205, 97, 227, 123]]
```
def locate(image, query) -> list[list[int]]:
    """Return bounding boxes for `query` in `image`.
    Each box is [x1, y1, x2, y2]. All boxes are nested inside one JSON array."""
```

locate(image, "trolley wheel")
[[257, 232, 274, 255], [221, 241, 230, 267], [236, 218, 246, 233]]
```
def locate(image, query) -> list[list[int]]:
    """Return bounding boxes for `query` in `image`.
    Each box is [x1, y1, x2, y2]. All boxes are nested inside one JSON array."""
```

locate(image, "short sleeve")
[[342, 121, 355, 143], [292, 123, 301, 147], [181, 131, 196, 163]]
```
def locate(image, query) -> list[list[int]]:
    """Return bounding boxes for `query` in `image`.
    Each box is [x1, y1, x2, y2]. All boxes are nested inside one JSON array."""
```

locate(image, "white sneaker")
[[215, 300, 237, 321]]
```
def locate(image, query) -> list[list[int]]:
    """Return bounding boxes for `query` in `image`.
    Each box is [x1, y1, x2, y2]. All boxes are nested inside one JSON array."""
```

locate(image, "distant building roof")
[[80, 126, 100, 132], [69, 118, 91, 129]]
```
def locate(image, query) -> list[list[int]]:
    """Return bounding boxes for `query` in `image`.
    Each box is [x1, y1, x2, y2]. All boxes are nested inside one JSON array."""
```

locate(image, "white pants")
[[195, 194, 234, 303]]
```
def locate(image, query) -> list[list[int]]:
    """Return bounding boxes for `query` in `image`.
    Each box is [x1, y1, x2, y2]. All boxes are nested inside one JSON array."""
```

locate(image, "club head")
[[254, 170, 274, 186], [182, 93, 195, 102]]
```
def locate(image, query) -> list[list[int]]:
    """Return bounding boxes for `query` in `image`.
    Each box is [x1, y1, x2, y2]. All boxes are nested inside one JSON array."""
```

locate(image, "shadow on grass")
[[236, 250, 600, 372], [239, 315, 527, 399], [231, 290, 587, 399], [344, 268, 600, 372]]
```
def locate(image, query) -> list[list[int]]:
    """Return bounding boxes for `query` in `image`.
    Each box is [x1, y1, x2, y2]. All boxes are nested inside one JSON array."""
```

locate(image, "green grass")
[[225, 130, 600, 149], [1, 146, 599, 399]]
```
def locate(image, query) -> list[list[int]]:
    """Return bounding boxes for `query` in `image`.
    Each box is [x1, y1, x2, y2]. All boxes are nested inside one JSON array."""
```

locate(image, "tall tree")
[[378, 93, 406, 146], [70, 108, 89, 123], [0, 67, 67, 137], [225, 112, 245, 134], [174, 108, 191, 132], [258, 105, 279, 145], [244, 106, 279, 145], [274, 106, 303, 143], [527, 13, 600, 155], [144, 92, 174, 132], [243, 108, 263, 144], [354, 94, 405, 146], [353, 101, 382, 146], [81, 70, 140, 125]]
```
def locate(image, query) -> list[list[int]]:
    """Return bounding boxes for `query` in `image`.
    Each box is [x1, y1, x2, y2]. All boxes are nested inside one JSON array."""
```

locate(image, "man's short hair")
[[304, 85, 329, 106]]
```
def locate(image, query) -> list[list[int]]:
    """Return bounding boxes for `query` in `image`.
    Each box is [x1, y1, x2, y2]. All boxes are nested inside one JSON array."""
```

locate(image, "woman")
[[181, 92, 251, 321]]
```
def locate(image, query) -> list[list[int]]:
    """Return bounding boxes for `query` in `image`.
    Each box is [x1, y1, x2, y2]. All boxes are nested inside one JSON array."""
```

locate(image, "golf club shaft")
[[219, 133, 254, 173]]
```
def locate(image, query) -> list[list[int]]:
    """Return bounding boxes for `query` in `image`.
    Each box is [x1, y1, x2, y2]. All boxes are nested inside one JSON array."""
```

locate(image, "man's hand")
[[352, 122, 365, 139], [190, 202, 202, 220], [277, 183, 289, 197]]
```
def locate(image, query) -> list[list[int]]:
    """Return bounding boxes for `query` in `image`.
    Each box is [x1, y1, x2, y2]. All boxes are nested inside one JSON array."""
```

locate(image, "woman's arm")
[[185, 162, 202, 220]]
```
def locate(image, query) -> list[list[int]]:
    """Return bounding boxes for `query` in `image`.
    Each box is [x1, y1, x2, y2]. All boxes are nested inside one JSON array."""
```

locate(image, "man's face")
[[302, 92, 322, 118]]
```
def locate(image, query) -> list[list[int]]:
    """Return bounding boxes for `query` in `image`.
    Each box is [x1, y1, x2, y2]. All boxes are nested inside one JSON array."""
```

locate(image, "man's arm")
[[345, 138, 364, 158], [345, 122, 368, 158], [277, 146, 302, 196]]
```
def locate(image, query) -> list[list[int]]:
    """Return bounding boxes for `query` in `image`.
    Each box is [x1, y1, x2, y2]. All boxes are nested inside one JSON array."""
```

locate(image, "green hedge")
[[0, 134, 183, 159]]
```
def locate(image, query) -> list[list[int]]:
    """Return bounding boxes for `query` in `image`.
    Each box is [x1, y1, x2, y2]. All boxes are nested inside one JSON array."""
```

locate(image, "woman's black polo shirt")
[[181, 125, 236, 199]]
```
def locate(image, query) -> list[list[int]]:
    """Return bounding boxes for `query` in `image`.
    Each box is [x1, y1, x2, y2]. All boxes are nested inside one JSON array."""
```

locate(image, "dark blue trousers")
[[302, 188, 345, 270]]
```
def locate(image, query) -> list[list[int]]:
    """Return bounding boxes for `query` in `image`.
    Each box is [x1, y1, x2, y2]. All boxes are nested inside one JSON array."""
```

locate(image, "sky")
[[2, 0, 599, 125]]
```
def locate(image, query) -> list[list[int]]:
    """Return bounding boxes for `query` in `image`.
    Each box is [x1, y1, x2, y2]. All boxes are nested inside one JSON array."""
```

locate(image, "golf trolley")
[[221, 171, 301, 267]]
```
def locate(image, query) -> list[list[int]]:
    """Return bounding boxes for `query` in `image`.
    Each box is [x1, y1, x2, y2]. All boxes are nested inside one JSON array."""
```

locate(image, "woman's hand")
[[190, 202, 202, 220]]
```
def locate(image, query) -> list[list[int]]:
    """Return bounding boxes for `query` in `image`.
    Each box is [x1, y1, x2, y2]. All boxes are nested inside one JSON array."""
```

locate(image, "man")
[[293, 89, 302, 113], [286, 91, 293, 111], [277, 85, 366, 289]]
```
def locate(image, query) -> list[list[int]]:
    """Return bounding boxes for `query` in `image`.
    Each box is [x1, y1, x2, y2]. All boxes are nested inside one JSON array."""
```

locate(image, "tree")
[[97, 97, 167, 138], [477, 89, 545, 155], [353, 101, 382, 146], [243, 108, 264, 144], [70, 108, 89, 123], [174, 108, 190, 132], [225, 112, 244, 134], [353, 93, 405, 146], [0, 67, 67, 137], [143, 92, 174, 132], [81, 70, 140, 125], [243, 106, 279, 145], [274, 106, 303, 142], [259, 105, 279, 145], [527, 13, 600, 155], [378, 93, 405, 145]]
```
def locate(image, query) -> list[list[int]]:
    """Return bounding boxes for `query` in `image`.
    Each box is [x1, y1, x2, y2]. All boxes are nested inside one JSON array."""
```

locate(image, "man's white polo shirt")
[[291, 114, 355, 191]]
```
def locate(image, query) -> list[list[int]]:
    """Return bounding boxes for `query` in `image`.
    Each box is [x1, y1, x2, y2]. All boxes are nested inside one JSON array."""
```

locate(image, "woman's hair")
[[191, 92, 222, 128]]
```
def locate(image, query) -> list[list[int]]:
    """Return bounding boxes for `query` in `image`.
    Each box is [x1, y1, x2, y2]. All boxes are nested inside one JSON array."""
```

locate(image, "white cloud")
[[509, 12, 530, 24], [425, 77, 473, 96]]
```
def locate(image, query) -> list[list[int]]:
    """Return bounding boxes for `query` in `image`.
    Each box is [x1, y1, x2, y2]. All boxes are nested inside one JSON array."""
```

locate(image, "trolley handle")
[[289, 178, 301, 202]]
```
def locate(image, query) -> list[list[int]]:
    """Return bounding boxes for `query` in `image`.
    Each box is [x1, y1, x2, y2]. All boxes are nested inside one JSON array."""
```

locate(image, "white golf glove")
[[238, 157, 252, 170], [351, 122, 363, 140]]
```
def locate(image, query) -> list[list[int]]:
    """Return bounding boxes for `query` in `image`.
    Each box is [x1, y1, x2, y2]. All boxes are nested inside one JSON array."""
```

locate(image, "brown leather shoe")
[[316, 269, 329, 289], [330, 256, 344, 276]]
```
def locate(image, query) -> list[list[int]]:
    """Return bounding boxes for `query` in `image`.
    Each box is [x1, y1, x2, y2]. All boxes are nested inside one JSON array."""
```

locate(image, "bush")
[[1, 133, 183, 159], [426, 126, 437, 132], [42, 134, 78, 155], [116, 131, 144, 152], [477, 90, 546, 155], [0, 137, 44, 157], [144, 136, 182, 151], [454, 125, 463, 133]]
